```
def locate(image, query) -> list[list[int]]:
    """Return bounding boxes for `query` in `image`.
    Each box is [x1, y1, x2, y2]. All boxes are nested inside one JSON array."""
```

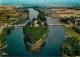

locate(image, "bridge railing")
[[48, 24, 64, 26]]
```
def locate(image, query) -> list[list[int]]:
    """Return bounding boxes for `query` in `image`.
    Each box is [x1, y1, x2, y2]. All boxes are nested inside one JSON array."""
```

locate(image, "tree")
[[60, 37, 80, 56]]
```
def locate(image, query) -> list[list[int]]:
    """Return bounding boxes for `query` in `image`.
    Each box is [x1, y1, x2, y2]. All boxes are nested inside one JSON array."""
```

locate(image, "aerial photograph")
[[0, 0, 80, 57]]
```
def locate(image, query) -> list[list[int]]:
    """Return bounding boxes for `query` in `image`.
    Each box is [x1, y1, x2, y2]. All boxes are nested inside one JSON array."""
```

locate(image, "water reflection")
[[24, 37, 46, 55]]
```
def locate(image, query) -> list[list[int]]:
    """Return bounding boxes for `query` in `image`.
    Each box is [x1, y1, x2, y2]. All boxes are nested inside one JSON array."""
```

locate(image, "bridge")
[[11, 24, 25, 27], [11, 24, 65, 28], [11, 20, 30, 27], [12, 24, 64, 26], [48, 24, 64, 26], [11, 24, 25, 29], [48, 24, 65, 28]]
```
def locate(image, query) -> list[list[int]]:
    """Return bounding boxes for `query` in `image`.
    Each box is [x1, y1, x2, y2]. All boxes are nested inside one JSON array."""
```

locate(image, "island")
[[23, 10, 49, 54]]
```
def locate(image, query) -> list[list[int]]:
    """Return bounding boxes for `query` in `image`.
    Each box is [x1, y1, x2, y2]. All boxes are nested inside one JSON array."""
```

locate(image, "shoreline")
[[0, 27, 14, 50], [45, 11, 80, 56], [0, 16, 28, 51]]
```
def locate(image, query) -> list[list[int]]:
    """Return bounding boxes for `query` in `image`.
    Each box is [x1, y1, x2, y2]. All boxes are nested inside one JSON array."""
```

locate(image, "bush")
[[60, 18, 69, 24]]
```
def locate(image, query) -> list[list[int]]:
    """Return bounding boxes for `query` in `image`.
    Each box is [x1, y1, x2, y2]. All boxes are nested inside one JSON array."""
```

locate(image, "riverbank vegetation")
[[60, 37, 80, 56], [0, 27, 14, 48], [0, 5, 29, 50]]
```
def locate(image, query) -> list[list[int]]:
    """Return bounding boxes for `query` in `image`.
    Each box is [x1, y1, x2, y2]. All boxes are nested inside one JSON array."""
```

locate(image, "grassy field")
[[65, 28, 79, 37], [0, 5, 28, 35], [65, 28, 80, 40], [50, 9, 80, 18], [0, 5, 28, 25], [42, 7, 80, 21]]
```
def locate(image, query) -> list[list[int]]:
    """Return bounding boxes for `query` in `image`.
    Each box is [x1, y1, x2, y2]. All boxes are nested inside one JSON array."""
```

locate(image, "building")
[[34, 20, 39, 27]]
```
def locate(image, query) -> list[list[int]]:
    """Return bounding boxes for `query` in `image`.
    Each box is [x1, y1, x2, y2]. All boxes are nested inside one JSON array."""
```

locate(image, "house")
[[34, 20, 39, 27]]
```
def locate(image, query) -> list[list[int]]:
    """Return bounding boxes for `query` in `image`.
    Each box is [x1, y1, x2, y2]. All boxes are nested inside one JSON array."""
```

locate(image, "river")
[[5, 8, 66, 56]]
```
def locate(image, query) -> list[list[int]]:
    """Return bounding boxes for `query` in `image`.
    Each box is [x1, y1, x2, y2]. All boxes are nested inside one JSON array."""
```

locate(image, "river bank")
[[40, 8, 80, 56], [0, 4, 29, 48], [0, 27, 14, 50], [0, 15, 28, 49], [46, 9, 80, 57]]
